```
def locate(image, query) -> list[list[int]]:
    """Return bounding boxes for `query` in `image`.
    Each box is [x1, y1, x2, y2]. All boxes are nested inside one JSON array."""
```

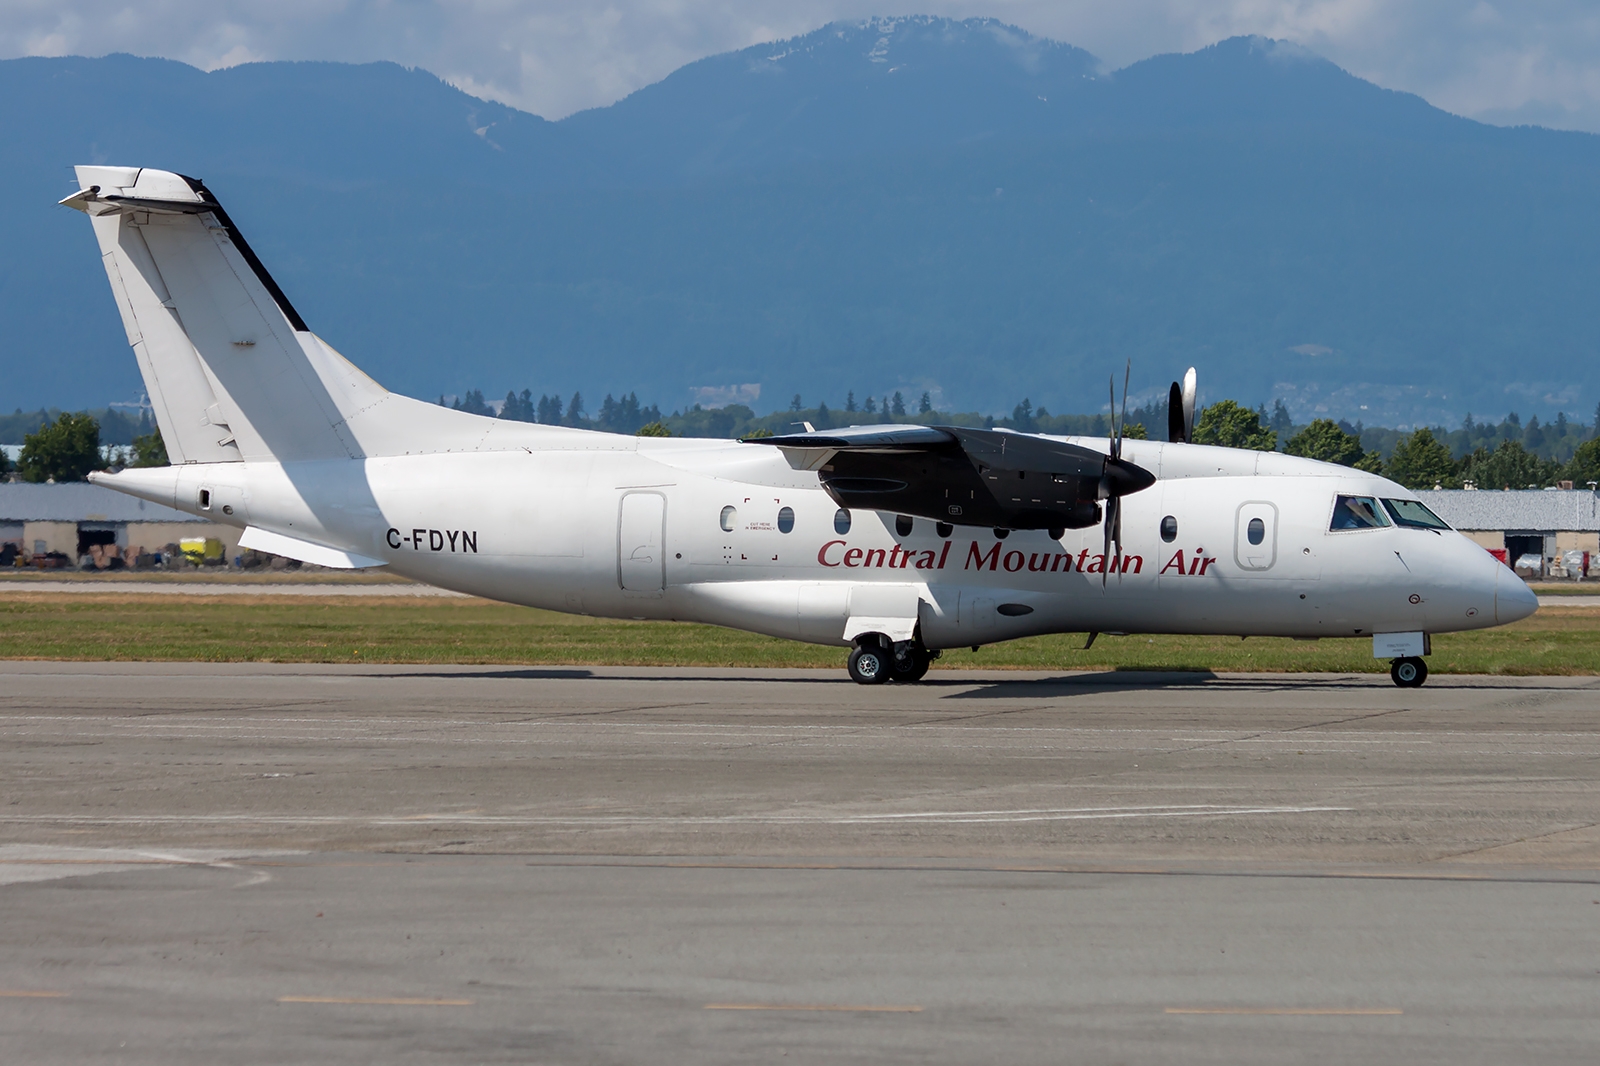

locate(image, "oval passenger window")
[[834, 509, 851, 535], [1160, 515, 1178, 542], [777, 506, 795, 534], [1247, 517, 1265, 545], [720, 505, 737, 533], [895, 515, 913, 537]]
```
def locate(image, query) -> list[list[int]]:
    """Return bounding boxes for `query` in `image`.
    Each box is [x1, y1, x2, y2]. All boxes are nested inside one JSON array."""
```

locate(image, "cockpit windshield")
[[1382, 498, 1451, 530], [1329, 495, 1389, 531]]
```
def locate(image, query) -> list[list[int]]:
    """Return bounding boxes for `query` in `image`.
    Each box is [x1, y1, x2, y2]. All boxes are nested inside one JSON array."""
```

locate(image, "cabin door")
[[618, 493, 666, 594], [1234, 501, 1279, 572]]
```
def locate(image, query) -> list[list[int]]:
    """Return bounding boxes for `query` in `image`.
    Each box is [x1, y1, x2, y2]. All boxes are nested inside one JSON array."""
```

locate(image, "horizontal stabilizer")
[[239, 526, 386, 570]]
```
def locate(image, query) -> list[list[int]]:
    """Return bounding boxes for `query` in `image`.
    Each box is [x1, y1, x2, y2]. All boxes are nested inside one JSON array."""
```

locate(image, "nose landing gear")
[[848, 634, 938, 685], [1390, 656, 1428, 688]]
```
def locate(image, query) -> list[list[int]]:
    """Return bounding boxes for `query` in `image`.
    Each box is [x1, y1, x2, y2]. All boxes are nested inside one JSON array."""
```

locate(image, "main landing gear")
[[1390, 656, 1428, 688], [848, 634, 938, 685]]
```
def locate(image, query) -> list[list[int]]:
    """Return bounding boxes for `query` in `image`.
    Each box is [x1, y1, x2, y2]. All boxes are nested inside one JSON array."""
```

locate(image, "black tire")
[[889, 644, 931, 683], [848, 643, 890, 685], [1390, 657, 1428, 687]]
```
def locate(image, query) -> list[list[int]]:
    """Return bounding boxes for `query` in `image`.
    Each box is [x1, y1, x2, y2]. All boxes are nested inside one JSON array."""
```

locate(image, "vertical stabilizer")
[[63, 166, 384, 463]]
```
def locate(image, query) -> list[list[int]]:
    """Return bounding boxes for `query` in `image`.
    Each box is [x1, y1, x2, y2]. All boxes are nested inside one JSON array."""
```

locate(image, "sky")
[[4, 2, 1599, 131]]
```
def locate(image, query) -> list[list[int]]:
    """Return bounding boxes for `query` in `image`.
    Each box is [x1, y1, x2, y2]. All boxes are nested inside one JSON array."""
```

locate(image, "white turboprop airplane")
[[64, 166, 1536, 687]]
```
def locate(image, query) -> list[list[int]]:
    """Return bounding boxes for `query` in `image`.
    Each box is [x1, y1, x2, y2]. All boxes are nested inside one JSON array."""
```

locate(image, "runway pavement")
[[2, 663, 1598, 1063]]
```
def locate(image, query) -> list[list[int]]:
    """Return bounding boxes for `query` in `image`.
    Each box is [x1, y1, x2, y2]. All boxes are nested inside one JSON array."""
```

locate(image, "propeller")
[[1167, 367, 1197, 443], [1101, 361, 1133, 586]]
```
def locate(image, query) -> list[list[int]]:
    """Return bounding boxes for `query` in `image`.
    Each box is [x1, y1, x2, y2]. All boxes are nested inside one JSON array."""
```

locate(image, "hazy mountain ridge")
[[1, 18, 1597, 423]]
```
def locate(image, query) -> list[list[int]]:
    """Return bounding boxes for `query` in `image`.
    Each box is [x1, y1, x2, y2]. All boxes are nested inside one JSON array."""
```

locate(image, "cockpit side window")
[[1329, 495, 1389, 531], [1382, 498, 1451, 530]]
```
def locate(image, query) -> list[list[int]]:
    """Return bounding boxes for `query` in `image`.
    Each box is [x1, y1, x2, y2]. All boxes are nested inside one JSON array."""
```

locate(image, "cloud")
[[3, 1, 1600, 131]]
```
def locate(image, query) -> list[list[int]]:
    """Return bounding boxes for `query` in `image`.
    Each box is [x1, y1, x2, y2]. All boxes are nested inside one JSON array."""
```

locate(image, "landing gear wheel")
[[1390, 656, 1428, 688], [848, 641, 891, 685], [889, 642, 933, 683]]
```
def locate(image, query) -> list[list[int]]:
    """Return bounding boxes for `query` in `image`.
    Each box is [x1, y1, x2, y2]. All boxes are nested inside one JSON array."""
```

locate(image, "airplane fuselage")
[[105, 431, 1532, 650]]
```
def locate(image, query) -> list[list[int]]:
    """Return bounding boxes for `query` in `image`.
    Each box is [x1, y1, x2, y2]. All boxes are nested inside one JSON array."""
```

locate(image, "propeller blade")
[[1181, 366, 1197, 442], [1108, 375, 1118, 459], [1167, 381, 1185, 442], [1102, 496, 1115, 588], [1119, 360, 1131, 454]]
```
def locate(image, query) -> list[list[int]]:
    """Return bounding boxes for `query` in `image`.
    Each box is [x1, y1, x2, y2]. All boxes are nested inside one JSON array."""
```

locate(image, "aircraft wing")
[[743, 425, 1153, 531]]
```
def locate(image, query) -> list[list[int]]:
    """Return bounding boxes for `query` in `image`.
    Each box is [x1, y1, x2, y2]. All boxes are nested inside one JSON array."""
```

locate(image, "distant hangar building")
[[1418, 489, 1600, 577], [0, 482, 239, 562]]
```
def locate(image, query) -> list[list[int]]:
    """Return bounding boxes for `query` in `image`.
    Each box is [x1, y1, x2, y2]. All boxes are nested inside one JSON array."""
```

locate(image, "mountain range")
[[2, 16, 1598, 424]]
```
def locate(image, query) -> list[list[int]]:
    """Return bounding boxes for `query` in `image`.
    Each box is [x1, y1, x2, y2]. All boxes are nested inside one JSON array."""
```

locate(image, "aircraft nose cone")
[[1496, 562, 1539, 624]]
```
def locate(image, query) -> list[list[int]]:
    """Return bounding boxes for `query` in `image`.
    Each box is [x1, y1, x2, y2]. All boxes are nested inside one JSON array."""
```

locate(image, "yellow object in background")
[[179, 538, 225, 565]]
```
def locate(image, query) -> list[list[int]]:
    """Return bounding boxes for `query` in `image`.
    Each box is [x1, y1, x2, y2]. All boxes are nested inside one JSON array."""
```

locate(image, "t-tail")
[[60, 166, 486, 466]]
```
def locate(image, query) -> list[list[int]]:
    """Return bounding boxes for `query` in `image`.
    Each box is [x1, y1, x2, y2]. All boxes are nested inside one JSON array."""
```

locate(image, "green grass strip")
[[0, 596, 1596, 674]]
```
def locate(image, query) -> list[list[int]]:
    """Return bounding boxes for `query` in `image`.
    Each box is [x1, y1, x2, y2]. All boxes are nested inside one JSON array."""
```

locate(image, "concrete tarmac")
[[2, 663, 1598, 1063]]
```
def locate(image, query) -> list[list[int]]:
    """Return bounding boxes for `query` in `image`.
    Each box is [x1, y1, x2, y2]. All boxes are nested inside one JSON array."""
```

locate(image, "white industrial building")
[[0, 482, 239, 566], [1418, 489, 1599, 578]]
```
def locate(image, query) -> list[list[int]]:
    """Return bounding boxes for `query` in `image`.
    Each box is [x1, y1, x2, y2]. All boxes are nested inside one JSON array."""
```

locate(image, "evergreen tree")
[[1565, 438, 1600, 487], [863, 396, 876, 414], [452, 389, 491, 416], [814, 401, 832, 429], [636, 421, 671, 437], [1012, 398, 1035, 432], [1458, 440, 1560, 489], [19, 412, 101, 482], [130, 428, 168, 467], [845, 391, 857, 413], [1285, 419, 1366, 467], [1524, 415, 1545, 451], [500, 389, 535, 422], [790, 394, 803, 412], [1192, 400, 1277, 451], [536, 394, 560, 424], [564, 392, 585, 426], [1385, 428, 1457, 489], [1269, 399, 1293, 440], [891, 391, 906, 417], [919, 391, 932, 415]]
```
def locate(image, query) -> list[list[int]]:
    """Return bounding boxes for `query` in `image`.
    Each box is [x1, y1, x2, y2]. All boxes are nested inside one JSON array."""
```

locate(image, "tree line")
[[443, 389, 666, 435], [0, 411, 165, 483], [1183, 400, 1600, 490], [8, 389, 1599, 492]]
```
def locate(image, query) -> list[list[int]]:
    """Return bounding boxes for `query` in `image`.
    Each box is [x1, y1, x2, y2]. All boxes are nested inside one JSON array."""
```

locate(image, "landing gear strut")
[[848, 634, 938, 685], [1390, 656, 1428, 688]]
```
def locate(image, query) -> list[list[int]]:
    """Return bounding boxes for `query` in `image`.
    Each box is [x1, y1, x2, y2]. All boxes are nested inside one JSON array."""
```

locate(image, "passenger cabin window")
[[895, 515, 914, 537], [1382, 498, 1451, 530], [1160, 515, 1178, 542], [1329, 495, 1389, 531], [1246, 517, 1265, 545], [834, 509, 852, 535], [720, 505, 737, 533], [777, 506, 795, 534]]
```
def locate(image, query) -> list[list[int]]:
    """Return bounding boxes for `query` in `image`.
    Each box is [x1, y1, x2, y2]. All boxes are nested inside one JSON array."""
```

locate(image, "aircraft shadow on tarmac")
[[935, 670, 1221, 698], [366, 668, 597, 681]]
